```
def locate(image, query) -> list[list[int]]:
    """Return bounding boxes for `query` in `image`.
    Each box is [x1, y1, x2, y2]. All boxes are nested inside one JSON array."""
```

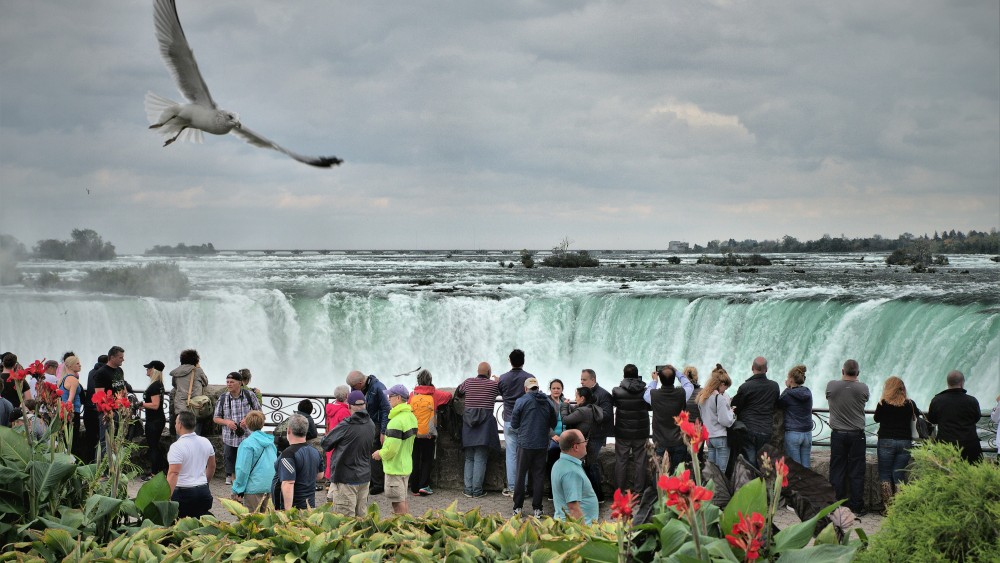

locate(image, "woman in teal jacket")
[[232, 410, 277, 512]]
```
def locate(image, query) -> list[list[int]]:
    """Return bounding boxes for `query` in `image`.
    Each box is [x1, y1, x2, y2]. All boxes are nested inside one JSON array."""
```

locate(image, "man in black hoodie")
[[322, 390, 380, 516], [927, 370, 983, 463], [81, 354, 108, 464], [612, 364, 651, 493], [581, 368, 613, 502]]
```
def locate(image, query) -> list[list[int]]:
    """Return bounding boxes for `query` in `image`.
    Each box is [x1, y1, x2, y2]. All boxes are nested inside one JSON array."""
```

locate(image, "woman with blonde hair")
[[778, 364, 813, 467], [697, 364, 736, 472], [58, 355, 84, 456], [873, 376, 921, 509], [140, 360, 168, 480]]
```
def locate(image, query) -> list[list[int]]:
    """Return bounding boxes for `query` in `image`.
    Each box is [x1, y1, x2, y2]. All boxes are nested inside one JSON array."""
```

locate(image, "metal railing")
[[153, 392, 998, 453]]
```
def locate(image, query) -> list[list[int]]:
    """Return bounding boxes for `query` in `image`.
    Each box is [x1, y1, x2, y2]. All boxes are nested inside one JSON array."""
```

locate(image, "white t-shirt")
[[167, 432, 215, 487]]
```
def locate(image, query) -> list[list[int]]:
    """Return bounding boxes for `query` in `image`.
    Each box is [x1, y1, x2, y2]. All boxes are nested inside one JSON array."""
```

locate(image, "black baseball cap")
[[143, 360, 165, 371]]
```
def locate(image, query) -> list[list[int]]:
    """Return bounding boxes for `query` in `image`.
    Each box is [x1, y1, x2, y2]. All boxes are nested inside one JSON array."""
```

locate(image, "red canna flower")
[[657, 469, 713, 515], [726, 511, 766, 561], [774, 456, 789, 488], [91, 389, 117, 414], [117, 396, 132, 411], [6, 369, 27, 382], [25, 359, 48, 377], [58, 401, 75, 421], [675, 411, 709, 451], [611, 488, 638, 520]]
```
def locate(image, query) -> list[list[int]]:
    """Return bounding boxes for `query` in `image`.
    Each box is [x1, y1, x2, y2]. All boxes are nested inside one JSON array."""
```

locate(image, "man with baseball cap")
[[509, 377, 557, 518], [322, 390, 379, 516], [373, 384, 418, 515]]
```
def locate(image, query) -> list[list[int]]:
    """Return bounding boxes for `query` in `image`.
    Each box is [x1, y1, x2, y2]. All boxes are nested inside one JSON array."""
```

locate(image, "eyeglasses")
[[576, 440, 588, 447]]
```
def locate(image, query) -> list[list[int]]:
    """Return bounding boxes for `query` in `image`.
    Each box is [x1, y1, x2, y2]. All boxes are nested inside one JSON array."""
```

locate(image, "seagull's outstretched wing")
[[232, 126, 343, 168], [154, 0, 216, 108]]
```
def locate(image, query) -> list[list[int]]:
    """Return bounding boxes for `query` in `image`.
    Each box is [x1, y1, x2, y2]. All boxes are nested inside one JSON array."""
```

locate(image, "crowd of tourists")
[[1, 346, 995, 524]]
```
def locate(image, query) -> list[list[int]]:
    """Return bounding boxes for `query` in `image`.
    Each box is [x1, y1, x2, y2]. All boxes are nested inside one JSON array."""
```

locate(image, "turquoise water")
[[2, 251, 997, 408]]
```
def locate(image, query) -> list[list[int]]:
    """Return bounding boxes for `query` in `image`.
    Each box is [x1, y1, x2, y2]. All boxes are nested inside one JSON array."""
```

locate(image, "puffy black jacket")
[[612, 377, 650, 440], [650, 386, 687, 448], [732, 374, 780, 435]]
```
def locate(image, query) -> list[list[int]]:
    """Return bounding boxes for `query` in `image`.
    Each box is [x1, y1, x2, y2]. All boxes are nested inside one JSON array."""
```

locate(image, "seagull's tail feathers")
[[144, 91, 179, 125], [144, 91, 203, 144]]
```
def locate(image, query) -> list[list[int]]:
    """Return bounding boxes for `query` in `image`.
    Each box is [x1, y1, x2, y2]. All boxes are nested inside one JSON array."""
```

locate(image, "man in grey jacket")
[[322, 390, 380, 516]]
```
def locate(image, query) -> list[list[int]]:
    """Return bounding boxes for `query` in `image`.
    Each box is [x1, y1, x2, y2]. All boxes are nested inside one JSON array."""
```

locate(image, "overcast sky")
[[1, 1, 997, 252]]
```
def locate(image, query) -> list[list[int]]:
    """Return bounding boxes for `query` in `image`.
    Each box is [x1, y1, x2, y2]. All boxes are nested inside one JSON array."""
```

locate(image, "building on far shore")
[[667, 241, 689, 252]]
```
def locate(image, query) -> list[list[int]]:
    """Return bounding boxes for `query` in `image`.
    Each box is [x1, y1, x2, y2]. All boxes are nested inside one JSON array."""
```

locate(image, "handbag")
[[910, 401, 932, 440], [186, 367, 213, 419]]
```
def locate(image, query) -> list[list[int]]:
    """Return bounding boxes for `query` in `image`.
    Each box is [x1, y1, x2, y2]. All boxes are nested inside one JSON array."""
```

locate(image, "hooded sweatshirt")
[[169, 364, 208, 415], [778, 386, 813, 432], [379, 402, 417, 475], [510, 389, 557, 450], [232, 430, 278, 496]]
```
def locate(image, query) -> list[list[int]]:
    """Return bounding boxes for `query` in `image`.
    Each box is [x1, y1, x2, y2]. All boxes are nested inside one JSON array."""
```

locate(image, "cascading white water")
[[2, 281, 997, 408]]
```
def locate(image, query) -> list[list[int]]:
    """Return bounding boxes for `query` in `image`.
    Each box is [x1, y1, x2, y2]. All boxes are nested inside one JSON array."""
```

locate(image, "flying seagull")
[[145, 0, 342, 168]]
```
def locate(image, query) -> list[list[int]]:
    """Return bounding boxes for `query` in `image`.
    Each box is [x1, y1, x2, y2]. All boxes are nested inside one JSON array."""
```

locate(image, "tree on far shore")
[[33, 229, 116, 261]]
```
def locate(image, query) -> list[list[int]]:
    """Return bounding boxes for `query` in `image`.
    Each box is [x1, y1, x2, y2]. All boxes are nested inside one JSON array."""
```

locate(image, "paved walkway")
[[130, 477, 884, 537]]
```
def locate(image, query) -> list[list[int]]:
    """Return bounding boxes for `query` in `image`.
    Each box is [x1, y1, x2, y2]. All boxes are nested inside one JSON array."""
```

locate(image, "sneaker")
[[471, 492, 487, 499], [419, 487, 434, 496], [463, 491, 474, 498], [786, 505, 796, 513], [502, 487, 513, 497], [225, 476, 233, 485], [532, 509, 543, 518], [512, 507, 522, 517], [139, 474, 153, 482]]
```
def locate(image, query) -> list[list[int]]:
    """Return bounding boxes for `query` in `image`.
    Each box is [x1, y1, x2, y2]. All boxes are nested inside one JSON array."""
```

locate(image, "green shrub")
[[856, 442, 1000, 562], [541, 251, 599, 268], [81, 262, 190, 298]]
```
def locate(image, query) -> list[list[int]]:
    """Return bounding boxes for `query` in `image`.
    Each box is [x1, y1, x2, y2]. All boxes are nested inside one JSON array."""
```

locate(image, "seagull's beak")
[[235, 122, 243, 129]]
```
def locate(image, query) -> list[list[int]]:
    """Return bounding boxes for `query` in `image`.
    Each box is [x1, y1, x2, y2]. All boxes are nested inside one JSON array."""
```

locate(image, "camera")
[[233, 425, 245, 437], [655, 365, 666, 375]]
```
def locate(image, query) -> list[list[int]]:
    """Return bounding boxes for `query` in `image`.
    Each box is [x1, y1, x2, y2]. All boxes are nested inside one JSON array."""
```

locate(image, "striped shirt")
[[457, 376, 500, 410]]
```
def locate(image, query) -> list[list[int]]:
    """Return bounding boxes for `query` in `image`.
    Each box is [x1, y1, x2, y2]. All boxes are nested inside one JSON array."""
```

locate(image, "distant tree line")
[[145, 242, 218, 256], [33, 229, 116, 261], [690, 228, 999, 255]]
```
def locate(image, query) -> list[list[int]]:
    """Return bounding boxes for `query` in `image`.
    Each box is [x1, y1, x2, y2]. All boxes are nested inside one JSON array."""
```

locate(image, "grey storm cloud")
[[0, 0, 997, 252]]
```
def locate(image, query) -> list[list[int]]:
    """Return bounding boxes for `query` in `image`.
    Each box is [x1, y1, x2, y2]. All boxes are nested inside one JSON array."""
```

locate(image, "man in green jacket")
[[372, 384, 418, 514]]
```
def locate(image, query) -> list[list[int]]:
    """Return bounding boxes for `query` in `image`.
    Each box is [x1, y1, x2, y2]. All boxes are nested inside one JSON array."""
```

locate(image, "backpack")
[[410, 393, 437, 437]]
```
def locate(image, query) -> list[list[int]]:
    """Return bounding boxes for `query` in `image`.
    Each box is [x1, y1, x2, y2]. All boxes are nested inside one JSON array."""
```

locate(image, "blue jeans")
[[504, 420, 522, 490], [742, 431, 772, 469], [877, 438, 911, 486], [707, 436, 730, 473], [464, 446, 489, 496], [830, 429, 866, 512], [785, 430, 812, 468]]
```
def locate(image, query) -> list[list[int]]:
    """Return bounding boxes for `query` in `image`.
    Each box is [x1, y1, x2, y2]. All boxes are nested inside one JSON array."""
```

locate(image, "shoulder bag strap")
[[187, 367, 196, 402]]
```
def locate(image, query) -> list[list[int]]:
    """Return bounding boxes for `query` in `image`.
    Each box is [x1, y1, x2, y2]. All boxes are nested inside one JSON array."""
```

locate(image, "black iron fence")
[[154, 392, 998, 453]]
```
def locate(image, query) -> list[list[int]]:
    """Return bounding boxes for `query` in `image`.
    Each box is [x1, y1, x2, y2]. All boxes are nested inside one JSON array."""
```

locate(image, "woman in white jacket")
[[697, 364, 736, 472]]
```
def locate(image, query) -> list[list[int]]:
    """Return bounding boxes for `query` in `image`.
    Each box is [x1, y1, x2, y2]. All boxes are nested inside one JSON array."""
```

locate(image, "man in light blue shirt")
[[551, 429, 599, 524]]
